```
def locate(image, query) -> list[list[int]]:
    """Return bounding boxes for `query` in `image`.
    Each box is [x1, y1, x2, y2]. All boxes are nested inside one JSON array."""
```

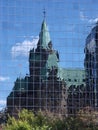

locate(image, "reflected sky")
[[0, 0, 97, 109]]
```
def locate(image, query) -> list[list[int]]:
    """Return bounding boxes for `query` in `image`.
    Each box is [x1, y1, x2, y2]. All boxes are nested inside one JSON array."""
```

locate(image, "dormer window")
[[68, 79, 71, 82], [74, 79, 77, 82]]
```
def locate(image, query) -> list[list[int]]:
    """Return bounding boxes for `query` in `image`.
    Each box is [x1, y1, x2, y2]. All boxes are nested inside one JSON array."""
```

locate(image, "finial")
[[43, 8, 46, 20]]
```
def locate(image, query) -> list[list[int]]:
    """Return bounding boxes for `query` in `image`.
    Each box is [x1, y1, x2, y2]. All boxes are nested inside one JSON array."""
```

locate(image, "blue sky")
[[0, 0, 98, 109]]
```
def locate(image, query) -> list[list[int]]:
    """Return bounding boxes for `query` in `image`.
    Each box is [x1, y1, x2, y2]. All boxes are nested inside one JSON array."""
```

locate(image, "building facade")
[[84, 23, 98, 107], [7, 19, 86, 116], [7, 19, 67, 116]]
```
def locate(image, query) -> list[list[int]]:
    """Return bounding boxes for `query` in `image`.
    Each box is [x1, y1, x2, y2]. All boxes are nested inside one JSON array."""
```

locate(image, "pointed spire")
[[39, 10, 51, 49]]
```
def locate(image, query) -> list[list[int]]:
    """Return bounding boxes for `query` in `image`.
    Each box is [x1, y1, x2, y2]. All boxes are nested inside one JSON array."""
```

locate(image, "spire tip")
[[43, 8, 46, 20]]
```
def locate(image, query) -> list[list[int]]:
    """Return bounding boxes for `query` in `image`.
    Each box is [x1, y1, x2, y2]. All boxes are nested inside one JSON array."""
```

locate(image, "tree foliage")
[[3, 108, 98, 130], [3, 109, 51, 130]]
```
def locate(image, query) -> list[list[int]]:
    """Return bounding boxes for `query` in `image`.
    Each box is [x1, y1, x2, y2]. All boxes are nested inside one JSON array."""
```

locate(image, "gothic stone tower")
[[29, 19, 67, 114]]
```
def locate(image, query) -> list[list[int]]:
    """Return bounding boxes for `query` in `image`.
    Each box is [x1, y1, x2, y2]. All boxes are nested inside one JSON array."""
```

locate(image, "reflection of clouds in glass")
[[11, 36, 39, 57], [0, 76, 10, 81], [0, 100, 6, 110], [80, 11, 87, 21], [87, 38, 96, 53], [79, 10, 98, 25], [88, 18, 98, 24]]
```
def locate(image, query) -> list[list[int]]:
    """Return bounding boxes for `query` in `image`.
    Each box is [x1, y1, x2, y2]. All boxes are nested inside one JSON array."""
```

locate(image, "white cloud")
[[11, 36, 39, 57], [88, 18, 98, 24], [80, 11, 98, 24], [80, 11, 87, 21], [0, 100, 6, 110], [0, 100, 6, 106], [0, 76, 10, 81]]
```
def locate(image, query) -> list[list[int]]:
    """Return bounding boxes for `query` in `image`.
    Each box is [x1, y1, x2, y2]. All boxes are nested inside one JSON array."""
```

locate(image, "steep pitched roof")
[[39, 20, 51, 49], [58, 68, 86, 87]]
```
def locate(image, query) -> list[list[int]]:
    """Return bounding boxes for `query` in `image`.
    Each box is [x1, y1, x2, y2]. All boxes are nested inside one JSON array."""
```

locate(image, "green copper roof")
[[46, 52, 59, 69], [40, 20, 51, 49], [13, 77, 29, 91], [58, 68, 86, 87]]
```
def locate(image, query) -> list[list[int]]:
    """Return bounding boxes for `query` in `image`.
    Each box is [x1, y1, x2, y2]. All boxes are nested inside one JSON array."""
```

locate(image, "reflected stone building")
[[7, 19, 67, 116], [59, 69, 86, 115], [84, 23, 98, 108], [7, 18, 86, 116]]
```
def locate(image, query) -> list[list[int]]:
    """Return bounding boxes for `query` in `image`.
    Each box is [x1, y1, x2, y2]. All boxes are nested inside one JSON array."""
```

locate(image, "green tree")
[[3, 109, 51, 130], [3, 108, 98, 130]]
